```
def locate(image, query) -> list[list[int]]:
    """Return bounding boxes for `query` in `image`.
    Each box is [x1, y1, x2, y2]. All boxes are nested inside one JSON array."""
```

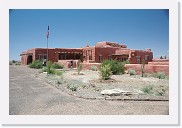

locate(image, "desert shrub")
[[46, 61, 53, 74], [141, 85, 153, 93], [143, 73, 152, 77], [156, 72, 166, 79], [43, 67, 63, 76], [42, 61, 54, 74], [152, 73, 157, 78], [90, 66, 97, 71], [77, 60, 82, 75], [67, 84, 77, 91], [51, 62, 64, 69], [12, 60, 17, 63], [123, 60, 130, 64], [15, 61, 21, 65], [129, 69, 136, 76], [141, 59, 145, 77], [156, 88, 167, 96], [29, 60, 43, 69], [101, 60, 125, 75], [99, 64, 112, 80], [9, 61, 13, 65], [54, 70, 63, 76]]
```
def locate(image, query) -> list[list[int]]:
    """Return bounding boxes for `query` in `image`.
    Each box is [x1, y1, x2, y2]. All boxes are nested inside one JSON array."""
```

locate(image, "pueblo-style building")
[[20, 41, 153, 68]]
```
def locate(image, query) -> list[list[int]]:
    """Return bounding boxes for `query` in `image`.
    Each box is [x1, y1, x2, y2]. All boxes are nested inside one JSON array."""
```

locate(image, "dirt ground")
[[36, 69, 169, 101]]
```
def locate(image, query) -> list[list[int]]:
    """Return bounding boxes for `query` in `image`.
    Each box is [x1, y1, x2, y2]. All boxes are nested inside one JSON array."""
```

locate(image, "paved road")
[[9, 65, 169, 115]]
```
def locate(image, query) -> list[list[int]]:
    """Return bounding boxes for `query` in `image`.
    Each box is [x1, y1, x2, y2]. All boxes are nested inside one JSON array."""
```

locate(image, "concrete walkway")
[[9, 65, 169, 115]]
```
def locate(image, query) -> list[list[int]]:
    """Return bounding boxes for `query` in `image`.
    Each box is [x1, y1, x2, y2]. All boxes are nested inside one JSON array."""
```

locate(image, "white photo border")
[[0, 0, 179, 125]]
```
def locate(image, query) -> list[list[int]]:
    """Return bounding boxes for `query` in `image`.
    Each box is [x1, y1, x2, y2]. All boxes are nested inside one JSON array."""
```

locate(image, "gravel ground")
[[9, 65, 169, 115], [37, 69, 169, 101]]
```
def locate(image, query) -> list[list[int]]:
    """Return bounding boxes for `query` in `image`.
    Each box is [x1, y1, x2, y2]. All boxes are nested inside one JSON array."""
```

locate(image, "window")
[[59, 53, 67, 60], [136, 56, 140, 64], [108, 55, 111, 60], [145, 55, 149, 60], [38, 54, 47, 60], [99, 55, 103, 62], [88, 50, 92, 60], [122, 58, 127, 62]]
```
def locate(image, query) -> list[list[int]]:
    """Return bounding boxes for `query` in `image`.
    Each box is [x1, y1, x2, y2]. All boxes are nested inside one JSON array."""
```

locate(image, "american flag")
[[46, 26, 49, 38]]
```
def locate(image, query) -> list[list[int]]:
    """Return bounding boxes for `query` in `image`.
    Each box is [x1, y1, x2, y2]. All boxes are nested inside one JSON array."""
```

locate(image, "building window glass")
[[99, 55, 103, 62], [122, 58, 127, 62], [136, 56, 140, 64], [108, 55, 111, 60], [145, 55, 149, 60], [38, 54, 47, 60], [88, 50, 92, 60]]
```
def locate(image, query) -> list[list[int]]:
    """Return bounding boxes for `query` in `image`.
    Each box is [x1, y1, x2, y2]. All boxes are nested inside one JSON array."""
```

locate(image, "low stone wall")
[[148, 62, 169, 65], [58, 60, 79, 68], [125, 64, 169, 76], [82, 63, 101, 70]]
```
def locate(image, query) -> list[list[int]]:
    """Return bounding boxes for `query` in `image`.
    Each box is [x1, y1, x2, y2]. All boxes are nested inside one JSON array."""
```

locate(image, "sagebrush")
[[101, 60, 126, 75], [29, 60, 43, 69], [99, 64, 112, 80], [129, 69, 136, 76], [51, 63, 64, 69]]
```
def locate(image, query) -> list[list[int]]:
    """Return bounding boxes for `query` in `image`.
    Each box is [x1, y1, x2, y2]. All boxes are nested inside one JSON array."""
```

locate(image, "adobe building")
[[21, 41, 169, 75], [20, 41, 153, 68]]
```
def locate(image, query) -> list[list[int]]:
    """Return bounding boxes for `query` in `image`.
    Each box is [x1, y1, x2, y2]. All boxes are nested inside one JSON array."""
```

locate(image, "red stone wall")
[[82, 62, 101, 70], [125, 63, 169, 76]]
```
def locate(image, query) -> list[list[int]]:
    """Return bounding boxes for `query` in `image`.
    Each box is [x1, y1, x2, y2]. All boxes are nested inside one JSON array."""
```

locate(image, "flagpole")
[[46, 26, 49, 63], [47, 36, 48, 62]]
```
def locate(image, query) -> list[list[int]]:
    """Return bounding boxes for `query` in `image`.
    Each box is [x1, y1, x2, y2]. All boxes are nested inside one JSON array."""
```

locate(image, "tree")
[[160, 56, 163, 59]]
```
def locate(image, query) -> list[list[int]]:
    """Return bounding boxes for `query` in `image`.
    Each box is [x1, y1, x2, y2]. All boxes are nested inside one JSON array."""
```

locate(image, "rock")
[[101, 89, 133, 96]]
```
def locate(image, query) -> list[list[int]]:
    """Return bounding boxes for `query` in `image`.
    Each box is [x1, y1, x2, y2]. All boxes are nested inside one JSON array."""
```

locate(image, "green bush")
[[29, 60, 43, 69], [123, 60, 130, 64], [156, 72, 166, 79], [141, 85, 153, 93], [90, 66, 97, 71], [54, 70, 63, 76], [51, 63, 64, 69], [42, 62, 63, 75], [101, 60, 125, 75], [46, 61, 53, 74], [12, 60, 17, 63], [99, 64, 112, 80], [129, 69, 136, 76], [15, 61, 21, 65]]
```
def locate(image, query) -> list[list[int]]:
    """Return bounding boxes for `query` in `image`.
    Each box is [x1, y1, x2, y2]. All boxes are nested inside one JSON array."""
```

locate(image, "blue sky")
[[9, 9, 169, 61]]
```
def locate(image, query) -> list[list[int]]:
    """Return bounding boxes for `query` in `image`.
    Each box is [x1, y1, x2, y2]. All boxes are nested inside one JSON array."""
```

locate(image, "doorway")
[[27, 55, 33, 64]]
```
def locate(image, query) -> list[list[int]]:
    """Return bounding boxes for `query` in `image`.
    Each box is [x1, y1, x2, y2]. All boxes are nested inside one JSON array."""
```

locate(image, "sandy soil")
[[37, 69, 169, 101]]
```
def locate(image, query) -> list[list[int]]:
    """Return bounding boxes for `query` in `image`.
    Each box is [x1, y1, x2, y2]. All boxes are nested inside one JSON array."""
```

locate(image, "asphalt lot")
[[9, 65, 169, 115]]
